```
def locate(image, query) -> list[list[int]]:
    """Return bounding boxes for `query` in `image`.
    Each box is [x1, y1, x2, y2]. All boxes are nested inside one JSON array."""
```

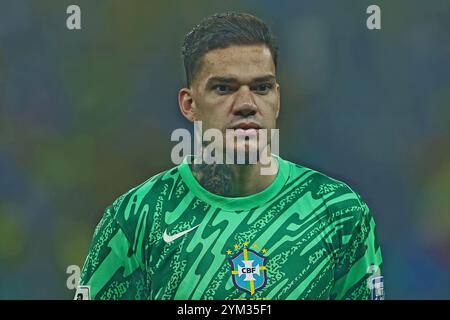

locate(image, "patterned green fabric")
[[79, 156, 383, 300]]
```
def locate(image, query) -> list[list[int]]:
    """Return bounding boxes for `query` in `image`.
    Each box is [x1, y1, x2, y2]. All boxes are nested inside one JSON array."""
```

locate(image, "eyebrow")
[[205, 74, 276, 87]]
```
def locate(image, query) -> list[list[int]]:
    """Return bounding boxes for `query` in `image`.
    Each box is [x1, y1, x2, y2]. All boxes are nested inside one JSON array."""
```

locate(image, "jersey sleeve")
[[330, 192, 384, 300], [77, 204, 149, 300]]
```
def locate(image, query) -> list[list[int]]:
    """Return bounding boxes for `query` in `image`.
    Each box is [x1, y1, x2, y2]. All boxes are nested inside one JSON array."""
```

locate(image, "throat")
[[190, 163, 233, 196], [189, 163, 276, 197]]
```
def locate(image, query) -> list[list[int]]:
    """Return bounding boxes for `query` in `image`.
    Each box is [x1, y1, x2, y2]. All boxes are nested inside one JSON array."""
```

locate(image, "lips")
[[231, 122, 262, 130], [229, 122, 262, 137]]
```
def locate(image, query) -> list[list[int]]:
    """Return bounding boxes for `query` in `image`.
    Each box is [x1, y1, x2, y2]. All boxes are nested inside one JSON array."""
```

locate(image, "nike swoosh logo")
[[163, 224, 200, 243]]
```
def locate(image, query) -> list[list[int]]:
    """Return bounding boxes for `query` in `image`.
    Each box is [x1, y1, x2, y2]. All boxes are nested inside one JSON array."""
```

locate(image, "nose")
[[232, 86, 257, 117]]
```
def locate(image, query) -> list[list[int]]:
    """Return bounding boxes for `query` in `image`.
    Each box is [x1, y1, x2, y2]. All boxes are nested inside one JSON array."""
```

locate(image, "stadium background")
[[0, 0, 449, 299]]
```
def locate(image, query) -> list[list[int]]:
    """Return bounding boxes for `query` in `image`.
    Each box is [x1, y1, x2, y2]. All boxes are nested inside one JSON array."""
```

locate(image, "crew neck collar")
[[178, 155, 290, 211]]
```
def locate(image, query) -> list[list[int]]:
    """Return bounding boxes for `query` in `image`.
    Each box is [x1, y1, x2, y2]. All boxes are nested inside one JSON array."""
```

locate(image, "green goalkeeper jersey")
[[77, 155, 384, 300]]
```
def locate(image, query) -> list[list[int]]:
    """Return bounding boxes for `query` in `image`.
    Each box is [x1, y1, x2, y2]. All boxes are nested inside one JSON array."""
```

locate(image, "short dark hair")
[[182, 12, 278, 87]]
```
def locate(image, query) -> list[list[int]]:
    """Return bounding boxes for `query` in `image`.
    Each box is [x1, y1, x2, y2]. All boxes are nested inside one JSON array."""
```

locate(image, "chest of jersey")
[[144, 194, 338, 300]]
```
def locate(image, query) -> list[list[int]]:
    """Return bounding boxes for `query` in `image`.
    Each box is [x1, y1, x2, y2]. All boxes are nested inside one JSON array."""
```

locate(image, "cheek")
[[203, 95, 234, 116], [195, 100, 230, 128], [204, 94, 231, 108], [256, 95, 279, 116]]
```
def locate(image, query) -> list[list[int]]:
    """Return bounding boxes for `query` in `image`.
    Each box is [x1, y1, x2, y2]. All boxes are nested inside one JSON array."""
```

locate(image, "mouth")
[[229, 122, 262, 138], [230, 122, 262, 130]]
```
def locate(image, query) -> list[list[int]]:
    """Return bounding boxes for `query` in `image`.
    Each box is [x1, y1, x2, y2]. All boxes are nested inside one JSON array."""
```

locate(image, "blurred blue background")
[[1, 0, 449, 299]]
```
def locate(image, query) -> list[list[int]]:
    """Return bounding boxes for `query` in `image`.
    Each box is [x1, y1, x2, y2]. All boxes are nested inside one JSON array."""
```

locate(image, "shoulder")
[[111, 167, 176, 214], [284, 159, 376, 254], [284, 158, 369, 217], [102, 165, 183, 241]]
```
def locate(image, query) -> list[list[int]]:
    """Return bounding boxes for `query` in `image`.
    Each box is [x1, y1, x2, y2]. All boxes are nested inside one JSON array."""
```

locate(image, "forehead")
[[195, 44, 275, 84]]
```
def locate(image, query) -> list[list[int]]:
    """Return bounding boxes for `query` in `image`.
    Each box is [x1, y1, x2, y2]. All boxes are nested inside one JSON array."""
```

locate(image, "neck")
[[190, 156, 278, 197]]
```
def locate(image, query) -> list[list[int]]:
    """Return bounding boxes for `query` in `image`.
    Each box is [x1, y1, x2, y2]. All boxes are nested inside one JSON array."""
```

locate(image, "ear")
[[275, 83, 281, 119], [178, 87, 197, 122]]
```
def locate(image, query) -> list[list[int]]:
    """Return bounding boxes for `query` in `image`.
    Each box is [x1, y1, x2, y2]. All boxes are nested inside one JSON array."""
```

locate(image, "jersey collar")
[[178, 154, 290, 211]]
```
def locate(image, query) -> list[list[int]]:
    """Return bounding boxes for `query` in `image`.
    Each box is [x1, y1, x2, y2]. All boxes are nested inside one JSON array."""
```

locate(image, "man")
[[77, 12, 384, 300]]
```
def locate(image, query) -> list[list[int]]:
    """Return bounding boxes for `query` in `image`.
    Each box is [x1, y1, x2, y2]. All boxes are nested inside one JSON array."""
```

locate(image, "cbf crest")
[[227, 242, 268, 296]]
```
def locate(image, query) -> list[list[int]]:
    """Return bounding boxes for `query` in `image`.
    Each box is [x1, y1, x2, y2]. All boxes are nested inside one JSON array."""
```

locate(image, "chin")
[[224, 140, 262, 164]]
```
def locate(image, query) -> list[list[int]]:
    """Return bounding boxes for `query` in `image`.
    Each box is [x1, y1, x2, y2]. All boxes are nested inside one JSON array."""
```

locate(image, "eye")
[[213, 84, 233, 94], [252, 83, 273, 94]]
